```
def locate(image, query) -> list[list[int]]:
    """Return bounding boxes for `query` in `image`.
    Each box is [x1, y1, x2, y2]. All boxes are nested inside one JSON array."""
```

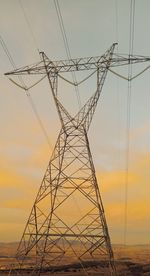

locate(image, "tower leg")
[[15, 124, 116, 275]]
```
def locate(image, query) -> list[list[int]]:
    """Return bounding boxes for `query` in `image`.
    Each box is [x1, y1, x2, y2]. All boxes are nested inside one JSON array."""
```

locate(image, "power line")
[[129, 0, 135, 58], [18, 0, 39, 55], [26, 92, 52, 148], [53, 0, 81, 108], [0, 35, 25, 86], [53, 0, 71, 61], [115, 0, 119, 47], [114, 0, 123, 248], [52, 4, 89, 274], [0, 34, 52, 149], [0, 35, 16, 69], [124, 0, 135, 246]]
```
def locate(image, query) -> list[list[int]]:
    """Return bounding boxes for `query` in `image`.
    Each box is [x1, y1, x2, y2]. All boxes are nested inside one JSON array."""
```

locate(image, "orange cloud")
[[95, 152, 150, 244], [28, 142, 52, 169], [98, 170, 138, 194], [0, 137, 150, 243], [0, 223, 24, 242]]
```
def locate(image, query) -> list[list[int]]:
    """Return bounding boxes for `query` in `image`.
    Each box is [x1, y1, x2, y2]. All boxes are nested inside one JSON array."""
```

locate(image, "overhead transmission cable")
[[124, 0, 135, 246], [108, 65, 150, 81], [53, 0, 81, 108], [115, 0, 119, 49], [114, 0, 123, 248], [0, 35, 52, 149], [18, 0, 39, 55], [52, 4, 89, 274], [0, 35, 17, 69]]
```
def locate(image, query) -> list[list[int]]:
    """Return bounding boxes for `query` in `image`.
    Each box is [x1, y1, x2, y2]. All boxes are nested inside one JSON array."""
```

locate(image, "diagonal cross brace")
[[41, 44, 116, 132]]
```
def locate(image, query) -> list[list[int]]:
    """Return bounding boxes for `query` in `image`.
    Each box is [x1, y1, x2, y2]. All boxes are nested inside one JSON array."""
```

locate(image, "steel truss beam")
[[5, 44, 150, 76]]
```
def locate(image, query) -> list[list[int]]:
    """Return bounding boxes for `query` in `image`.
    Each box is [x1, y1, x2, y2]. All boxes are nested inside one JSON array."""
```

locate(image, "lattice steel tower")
[[6, 43, 150, 275]]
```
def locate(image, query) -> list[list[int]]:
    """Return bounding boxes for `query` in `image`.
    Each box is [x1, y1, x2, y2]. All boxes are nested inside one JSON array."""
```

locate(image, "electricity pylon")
[[5, 44, 150, 275]]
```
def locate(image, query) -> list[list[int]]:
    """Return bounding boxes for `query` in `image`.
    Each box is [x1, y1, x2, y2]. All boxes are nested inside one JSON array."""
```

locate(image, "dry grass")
[[0, 243, 150, 275]]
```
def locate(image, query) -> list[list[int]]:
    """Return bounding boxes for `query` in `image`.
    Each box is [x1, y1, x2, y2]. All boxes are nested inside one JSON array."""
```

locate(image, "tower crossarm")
[[5, 54, 150, 76]]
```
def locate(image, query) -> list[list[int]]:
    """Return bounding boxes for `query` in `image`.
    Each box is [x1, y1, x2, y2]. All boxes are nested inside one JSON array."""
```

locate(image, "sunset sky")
[[0, 0, 150, 245]]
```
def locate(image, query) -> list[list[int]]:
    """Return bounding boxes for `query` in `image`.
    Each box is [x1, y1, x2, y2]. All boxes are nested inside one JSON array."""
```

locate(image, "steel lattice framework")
[[5, 44, 150, 276]]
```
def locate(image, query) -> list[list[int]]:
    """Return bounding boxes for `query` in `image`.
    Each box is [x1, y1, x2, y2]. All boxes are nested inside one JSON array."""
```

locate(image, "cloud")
[[0, 223, 24, 242], [98, 170, 138, 194], [94, 151, 150, 244], [0, 167, 37, 211], [0, 136, 150, 243]]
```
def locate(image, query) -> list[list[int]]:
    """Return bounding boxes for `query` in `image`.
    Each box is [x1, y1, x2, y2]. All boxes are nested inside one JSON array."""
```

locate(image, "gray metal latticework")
[[5, 44, 150, 275]]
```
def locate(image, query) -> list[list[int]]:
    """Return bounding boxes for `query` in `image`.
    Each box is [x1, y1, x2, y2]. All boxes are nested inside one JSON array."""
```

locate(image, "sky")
[[0, 0, 150, 245]]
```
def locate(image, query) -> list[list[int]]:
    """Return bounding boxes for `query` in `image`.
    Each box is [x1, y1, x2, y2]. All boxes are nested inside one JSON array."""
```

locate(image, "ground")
[[0, 243, 150, 275]]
